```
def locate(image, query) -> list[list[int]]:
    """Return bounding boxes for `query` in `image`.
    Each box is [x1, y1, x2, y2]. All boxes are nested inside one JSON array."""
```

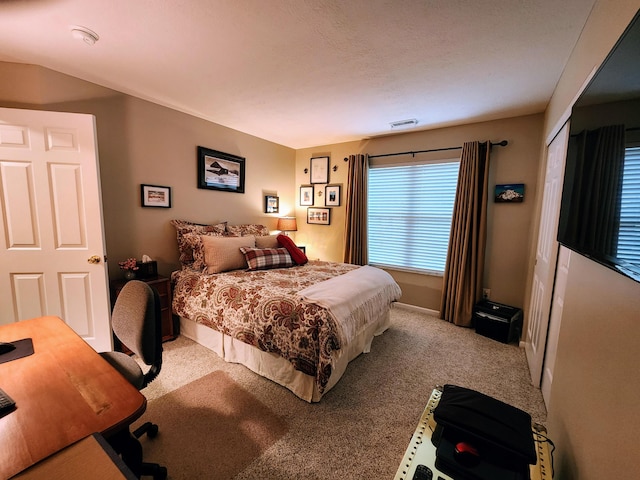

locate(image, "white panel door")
[[525, 122, 570, 387], [0, 107, 111, 351], [541, 246, 571, 407]]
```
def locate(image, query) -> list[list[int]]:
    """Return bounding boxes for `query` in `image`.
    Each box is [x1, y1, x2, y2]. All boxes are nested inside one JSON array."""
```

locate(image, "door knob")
[[87, 255, 102, 264]]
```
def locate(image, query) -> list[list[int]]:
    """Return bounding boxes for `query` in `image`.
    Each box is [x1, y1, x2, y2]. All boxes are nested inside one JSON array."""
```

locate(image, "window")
[[618, 146, 640, 265], [368, 159, 460, 274]]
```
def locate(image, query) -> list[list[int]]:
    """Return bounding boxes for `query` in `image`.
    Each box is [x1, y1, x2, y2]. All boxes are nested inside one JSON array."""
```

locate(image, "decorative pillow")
[[277, 234, 308, 265], [181, 233, 219, 272], [170, 219, 226, 267], [239, 247, 294, 271], [255, 235, 280, 249], [226, 224, 269, 237], [202, 235, 256, 274]]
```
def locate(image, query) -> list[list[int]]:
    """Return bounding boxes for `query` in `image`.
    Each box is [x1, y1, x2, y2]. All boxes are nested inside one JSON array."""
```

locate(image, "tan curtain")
[[343, 154, 368, 265], [440, 141, 490, 326]]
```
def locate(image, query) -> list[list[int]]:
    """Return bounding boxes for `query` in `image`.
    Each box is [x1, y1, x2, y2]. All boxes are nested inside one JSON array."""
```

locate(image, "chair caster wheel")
[[147, 424, 159, 438], [155, 466, 168, 480]]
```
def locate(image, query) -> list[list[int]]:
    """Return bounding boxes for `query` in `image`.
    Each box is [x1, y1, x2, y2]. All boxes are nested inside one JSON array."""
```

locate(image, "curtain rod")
[[367, 140, 508, 159]]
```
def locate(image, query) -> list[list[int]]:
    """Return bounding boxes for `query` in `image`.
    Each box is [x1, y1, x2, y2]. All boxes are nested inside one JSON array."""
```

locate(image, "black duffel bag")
[[432, 384, 537, 480]]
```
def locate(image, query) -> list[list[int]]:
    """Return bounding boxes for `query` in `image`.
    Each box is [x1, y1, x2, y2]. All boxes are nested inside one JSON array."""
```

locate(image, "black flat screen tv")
[[557, 10, 640, 284]]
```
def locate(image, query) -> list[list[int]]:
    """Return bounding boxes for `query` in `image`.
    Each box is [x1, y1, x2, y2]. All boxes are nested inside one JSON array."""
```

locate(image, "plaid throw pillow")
[[239, 247, 294, 271]]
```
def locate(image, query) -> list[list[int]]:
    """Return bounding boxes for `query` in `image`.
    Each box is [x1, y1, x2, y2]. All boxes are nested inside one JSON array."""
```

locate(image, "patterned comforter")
[[171, 261, 363, 394]]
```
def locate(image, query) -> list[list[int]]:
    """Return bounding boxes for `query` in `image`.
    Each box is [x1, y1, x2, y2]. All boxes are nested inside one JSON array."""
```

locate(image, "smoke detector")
[[70, 26, 99, 46], [390, 118, 418, 129]]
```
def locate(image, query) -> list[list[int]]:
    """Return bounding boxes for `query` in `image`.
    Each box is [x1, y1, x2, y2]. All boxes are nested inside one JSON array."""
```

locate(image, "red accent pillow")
[[277, 234, 308, 265]]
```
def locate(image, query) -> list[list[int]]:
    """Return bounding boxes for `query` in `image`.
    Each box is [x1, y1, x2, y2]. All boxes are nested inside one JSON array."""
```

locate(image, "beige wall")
[[0, 62, 296, 280], [536, 1, 640, 478], [296, 114, 544, 311]]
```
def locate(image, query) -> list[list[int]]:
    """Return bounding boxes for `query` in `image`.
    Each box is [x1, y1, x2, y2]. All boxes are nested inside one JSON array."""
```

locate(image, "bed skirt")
[[179, 305, 393, 402]]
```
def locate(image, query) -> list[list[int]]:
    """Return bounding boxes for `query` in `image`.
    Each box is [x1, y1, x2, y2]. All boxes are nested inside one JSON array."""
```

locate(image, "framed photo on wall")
[[324, 184, 341, 206], [495, 183, 525, 203], [310, 156, 329, 184], [197, 146, 245, 193], [307, 207, 330, 225], [265, 195, 279, 213], [300, 185, 314, 206], [141, 184, 171, 208]]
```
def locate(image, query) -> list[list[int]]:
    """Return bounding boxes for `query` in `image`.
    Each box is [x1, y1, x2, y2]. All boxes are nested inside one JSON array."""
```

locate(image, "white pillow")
[[202, 235, 256, 273]]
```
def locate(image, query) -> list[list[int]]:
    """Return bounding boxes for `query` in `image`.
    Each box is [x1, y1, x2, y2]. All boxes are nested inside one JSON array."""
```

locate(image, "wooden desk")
[[0, 316, 146, 480]]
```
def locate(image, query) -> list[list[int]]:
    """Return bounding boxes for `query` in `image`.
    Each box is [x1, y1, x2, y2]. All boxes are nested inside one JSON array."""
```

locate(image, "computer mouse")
[[454, 441, 481, 467], [0, 342, 16, 355]]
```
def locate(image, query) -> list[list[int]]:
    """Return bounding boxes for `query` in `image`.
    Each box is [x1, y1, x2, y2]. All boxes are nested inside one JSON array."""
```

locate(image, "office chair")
[[101, 280, 167, 480]]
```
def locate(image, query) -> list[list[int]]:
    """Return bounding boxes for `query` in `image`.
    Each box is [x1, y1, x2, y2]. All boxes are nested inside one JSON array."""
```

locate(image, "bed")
[[170, 220, 402, 402]]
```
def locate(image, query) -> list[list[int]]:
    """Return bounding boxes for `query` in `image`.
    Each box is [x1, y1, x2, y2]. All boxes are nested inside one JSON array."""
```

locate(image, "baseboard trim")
[[395, 302, 440, 317]]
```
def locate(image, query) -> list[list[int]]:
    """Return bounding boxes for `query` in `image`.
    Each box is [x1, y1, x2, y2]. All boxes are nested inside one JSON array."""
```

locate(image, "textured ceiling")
[[0, 0, 596, 149]]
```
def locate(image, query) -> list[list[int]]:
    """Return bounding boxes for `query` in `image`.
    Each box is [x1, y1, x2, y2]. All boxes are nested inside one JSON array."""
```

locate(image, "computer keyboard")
[[0, 387, 16, 414]]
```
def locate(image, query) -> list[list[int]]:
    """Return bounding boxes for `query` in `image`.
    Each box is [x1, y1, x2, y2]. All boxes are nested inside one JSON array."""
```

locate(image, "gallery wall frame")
[[310, 156, 330, 184], [324, 184, 341, 206], [265, 195, 279, 213], [141, 184, 171, 208], [307, 207, 331, 225], [197, 146, 245, 193], [300, 185, 314, 206]]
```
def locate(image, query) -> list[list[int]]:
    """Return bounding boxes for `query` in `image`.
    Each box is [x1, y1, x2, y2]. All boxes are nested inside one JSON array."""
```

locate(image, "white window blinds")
[[618, 146, 640, 265], [368, 160, 460, 274]]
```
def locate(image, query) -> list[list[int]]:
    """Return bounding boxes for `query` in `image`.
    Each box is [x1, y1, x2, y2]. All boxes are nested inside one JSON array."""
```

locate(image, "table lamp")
[[277, 217, 297, 236]]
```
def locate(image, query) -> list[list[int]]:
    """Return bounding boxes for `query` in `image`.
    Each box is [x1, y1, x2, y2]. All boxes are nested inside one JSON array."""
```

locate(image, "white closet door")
[[525, 122, 569, 388]]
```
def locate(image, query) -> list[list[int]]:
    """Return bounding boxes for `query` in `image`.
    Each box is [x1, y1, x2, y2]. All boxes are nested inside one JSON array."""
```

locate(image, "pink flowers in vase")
[[118, 258, 139, 271], [119, 257, 139, 280]]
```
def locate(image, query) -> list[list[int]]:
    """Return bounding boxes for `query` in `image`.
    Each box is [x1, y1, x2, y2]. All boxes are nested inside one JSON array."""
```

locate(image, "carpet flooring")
[[130, 371, 287, 479], [134, 307, 547, 479]]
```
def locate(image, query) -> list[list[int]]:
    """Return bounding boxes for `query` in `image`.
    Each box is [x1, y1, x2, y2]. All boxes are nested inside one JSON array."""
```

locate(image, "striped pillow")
[[239, 247, 294, 271]]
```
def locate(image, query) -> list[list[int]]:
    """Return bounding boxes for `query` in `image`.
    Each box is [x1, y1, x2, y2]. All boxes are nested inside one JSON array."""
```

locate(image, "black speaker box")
[[473, 300, 523, 344]]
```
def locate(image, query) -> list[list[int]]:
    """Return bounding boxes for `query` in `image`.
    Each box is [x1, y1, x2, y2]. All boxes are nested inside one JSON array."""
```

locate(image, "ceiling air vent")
[[390, 118, 418, 129]]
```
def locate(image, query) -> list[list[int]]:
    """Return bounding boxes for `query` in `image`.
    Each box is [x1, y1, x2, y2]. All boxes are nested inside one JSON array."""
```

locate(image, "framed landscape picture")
[[197, 146, 245, 193], [141, 184, 171, 208], [495, 183, 525, 203]]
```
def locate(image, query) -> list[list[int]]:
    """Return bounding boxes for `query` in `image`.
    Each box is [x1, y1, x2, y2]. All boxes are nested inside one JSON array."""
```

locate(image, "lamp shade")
[[277, 217, 297, 232]]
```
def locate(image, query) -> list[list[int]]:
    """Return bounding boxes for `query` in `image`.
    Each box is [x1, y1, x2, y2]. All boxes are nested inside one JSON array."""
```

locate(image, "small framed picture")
[[300, 185, 314, 206], [324, 184, 341, 206], [265, 195, 279, 213], [495, 183, 525, 203], [141, 184, 171, 208], [197, 146, 245, 194], [310, 156, 330, 184], [307, 207, 331, 225]]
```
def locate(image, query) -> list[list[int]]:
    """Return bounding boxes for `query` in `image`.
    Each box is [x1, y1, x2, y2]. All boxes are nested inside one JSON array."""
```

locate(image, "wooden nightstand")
[[109, 275, 177, 351]]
